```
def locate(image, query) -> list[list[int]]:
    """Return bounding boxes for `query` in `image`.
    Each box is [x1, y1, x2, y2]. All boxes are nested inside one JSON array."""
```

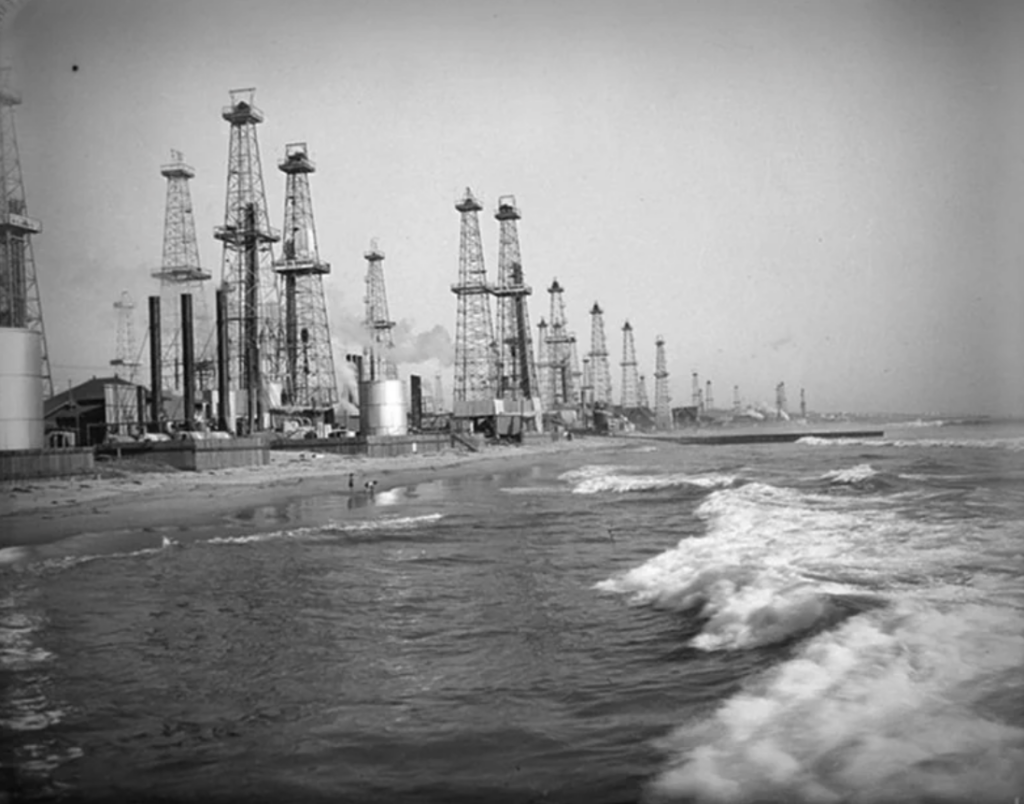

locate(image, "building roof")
[[44, 376, 143, 419]]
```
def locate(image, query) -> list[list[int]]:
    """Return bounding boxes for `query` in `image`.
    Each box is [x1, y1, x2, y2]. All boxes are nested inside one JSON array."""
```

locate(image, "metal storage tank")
[[0, 327, 44, 450], [359, 379, 407, 436]]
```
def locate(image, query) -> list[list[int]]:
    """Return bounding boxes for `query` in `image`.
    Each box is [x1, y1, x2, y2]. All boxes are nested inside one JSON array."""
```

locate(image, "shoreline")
[[0, 436, 629, 549]]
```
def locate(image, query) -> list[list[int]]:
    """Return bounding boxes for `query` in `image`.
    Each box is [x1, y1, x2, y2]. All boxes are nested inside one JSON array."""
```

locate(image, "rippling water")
[[2, 421, 1023, 803]]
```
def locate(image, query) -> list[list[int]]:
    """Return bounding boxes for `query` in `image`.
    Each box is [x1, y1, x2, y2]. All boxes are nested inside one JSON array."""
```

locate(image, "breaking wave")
[[563, 464, 739, 495], [207, 512, 444, 545], [598, 471, 1024, 802], [799, 435, 1024, 451], [596, 481, 990, 651], [645, 602, 1024, 803], [820, 463, 879, 484]]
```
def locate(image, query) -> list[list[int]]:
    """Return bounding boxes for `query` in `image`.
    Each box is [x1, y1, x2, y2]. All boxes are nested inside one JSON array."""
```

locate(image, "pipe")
[[181, 293, 194, 431], [148, 296, 161, 430], [216, 287, 230, 432], [244, 203, 259, 433]]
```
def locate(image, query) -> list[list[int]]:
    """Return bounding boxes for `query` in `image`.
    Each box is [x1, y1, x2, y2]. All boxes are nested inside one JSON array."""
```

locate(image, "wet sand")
[[0, 436, 627, 548]]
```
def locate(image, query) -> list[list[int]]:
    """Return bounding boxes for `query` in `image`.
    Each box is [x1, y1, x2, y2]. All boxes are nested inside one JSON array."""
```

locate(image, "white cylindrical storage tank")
[[359, 379, 407, 436], [0, 327, 44, 450]]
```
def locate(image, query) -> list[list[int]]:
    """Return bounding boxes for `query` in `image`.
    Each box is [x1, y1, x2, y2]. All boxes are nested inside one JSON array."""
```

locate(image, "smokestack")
[[216, 287, 231, 432], [148, 296, 161, 430], [136, 385, 146, 435], [410, 374, 422, 431], [243, 202, 259, 434], [181, 293, 195, 431]]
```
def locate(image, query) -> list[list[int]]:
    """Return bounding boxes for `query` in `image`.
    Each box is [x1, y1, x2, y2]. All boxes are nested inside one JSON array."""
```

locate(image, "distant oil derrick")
[[274, 142, 338, 413], [654, 335, 671, 429], [153, 149, 212, 395], [619, 320, 639, 409], [638, 374, 650, 411], [434, 372, 445, 414], [705, 380, 714, 411], [214, 88, 281, 432], [580, 357, 593, 408], [110, 290, 140, 378], [451, 188, 495, 402], [692, 371, 702, 412], [535, 318, 551, 410], [492, 195, 536, 401], [733, 384, 741, 413], [362, 238, 397, 381], [776, 381, 788, 418], [0, 69, 52, 396], [545, 279, 578, 408], [588, 303, 612, 406]]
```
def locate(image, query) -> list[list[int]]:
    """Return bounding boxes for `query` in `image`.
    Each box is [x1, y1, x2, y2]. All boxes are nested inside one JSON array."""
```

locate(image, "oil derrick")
[[691, 372, 701, 411], [638, 374, 650, 411], [619, 321, 639, 409], [776, 381, 788, 418], [705, 380, 714, 411], [800, 387, 807, 418], [214, 88, 281, 432], [274, 142, 338, 413], [362, 238, 397, 381], [434, 372, 445, 414], [569, 338, 583, 406], [492, 196, 536, 401], [535, 318, 551, 410], [580, 357, 593, 406], [451, 188, 494, 402], [0, 70, 52, 396], [153, 150, 212, 395], [110, 291, 140, 378], [545, 279, 577, 407], [654, 335, 671, 429], [733, 384, 741, 413], [588, 303, 612, 406]]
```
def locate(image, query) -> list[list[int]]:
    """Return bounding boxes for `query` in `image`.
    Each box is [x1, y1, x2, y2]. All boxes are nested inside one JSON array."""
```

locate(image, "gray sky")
[[4, 0, 1023, 415]]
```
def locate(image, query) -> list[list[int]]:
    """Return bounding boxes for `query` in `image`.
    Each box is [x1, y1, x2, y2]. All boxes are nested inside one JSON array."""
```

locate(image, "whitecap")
[[646, 602, 1024, 803], [821, 463, 878, 484]]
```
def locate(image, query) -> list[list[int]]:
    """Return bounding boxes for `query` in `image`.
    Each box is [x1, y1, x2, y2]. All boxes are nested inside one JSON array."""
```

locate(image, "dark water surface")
[[2, 422, 1023, 803]]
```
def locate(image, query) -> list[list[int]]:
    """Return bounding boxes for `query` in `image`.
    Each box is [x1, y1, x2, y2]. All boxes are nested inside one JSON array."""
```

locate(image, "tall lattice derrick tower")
[[362, 238, 397, 381], [492, 195, 537, 401], [535, 318, 551, 410], [638, 374, 650, 410], [588, 303, 612, 406], [274, 142, 338, 413], [619, 320, 639, 409], [545, 279, 577, 408], [214, 88, 281, 428], [153, 149, 212, 394], [654, 335, 671, 429], [0, 70, 51, 397], [451, 187, 495, 402], [705, 380, 714, 410]]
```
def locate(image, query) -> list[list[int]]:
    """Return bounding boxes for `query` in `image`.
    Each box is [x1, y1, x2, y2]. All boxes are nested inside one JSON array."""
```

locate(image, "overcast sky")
[[4, 0, 1023, 415]]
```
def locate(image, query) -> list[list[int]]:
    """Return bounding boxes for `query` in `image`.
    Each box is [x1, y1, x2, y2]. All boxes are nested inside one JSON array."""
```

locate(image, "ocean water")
[[1, 420, 1022, 803]]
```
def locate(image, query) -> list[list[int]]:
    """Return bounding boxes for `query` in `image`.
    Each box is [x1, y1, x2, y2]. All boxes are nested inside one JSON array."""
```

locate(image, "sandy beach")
[[0, 436, 627, 549]]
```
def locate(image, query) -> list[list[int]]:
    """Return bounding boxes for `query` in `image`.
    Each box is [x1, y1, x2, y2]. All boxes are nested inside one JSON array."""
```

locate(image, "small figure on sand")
[[348, 473, 355, 490], [364, 479, 378, 494]]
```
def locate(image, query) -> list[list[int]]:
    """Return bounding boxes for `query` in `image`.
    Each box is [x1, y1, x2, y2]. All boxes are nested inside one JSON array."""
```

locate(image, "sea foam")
[[646, 602, 1024, 803]]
